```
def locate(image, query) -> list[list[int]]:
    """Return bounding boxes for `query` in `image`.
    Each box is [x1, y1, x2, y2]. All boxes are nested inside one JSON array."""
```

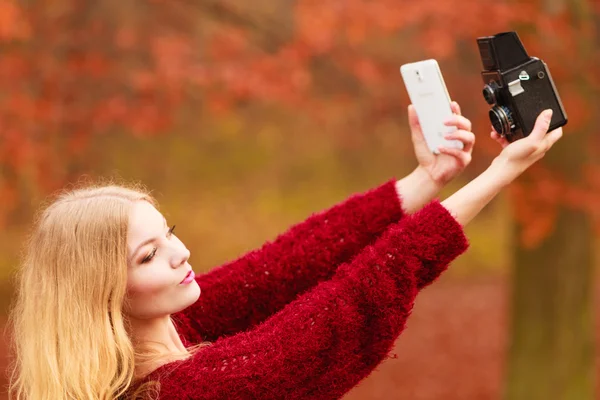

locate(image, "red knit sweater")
[[131, 180, 469, 399]]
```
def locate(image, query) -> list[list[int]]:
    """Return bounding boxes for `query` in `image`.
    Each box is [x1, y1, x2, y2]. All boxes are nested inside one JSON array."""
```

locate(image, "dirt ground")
[[345, 276, 600, 400], [1, 276, 598, 399]]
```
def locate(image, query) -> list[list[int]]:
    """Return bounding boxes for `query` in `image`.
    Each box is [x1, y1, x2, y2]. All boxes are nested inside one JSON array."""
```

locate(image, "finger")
[[490, 130, 509, 148], [450, 101, 462, 116], [490, 127, 502, 142], [444, 115, 472, 132], [408, 105, 423, 137], [438, 146, 471, 166], [543, 127, 563, 149], [529, 109, 553, 141], [444, 130, 475, 152]]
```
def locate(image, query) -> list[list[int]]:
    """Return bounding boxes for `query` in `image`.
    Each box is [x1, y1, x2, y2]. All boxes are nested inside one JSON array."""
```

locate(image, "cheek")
[[127, 268, 172, 295], [125, 267, 178, 319], [125, 264, 200, 319]]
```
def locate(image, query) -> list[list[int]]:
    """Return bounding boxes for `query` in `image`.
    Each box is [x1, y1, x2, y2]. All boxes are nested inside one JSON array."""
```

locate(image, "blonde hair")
[[7, 181, 195, 400]]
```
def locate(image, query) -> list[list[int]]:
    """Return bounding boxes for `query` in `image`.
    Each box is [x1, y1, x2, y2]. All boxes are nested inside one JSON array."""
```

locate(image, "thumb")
[[529, 109, 553, 141], [408, 105, 423, 138]]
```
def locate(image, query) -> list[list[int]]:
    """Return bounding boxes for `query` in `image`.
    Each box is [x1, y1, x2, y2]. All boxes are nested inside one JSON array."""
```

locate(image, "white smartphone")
[[400, 59, 464, 154]]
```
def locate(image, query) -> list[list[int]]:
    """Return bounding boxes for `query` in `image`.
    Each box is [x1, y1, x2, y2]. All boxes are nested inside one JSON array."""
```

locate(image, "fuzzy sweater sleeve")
[[176, 180, 405, 342], [151, 201, 469, 400]]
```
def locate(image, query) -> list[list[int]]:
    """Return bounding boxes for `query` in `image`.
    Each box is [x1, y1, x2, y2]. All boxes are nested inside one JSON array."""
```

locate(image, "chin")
[[177, 280, 201, 311]]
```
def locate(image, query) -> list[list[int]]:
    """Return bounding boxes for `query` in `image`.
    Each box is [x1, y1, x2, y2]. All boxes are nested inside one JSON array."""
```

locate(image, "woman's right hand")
[[491, 109, 563, 184]]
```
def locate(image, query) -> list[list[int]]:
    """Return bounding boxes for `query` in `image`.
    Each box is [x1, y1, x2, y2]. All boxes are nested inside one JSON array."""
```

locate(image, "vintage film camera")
[[477, 31, 568, 142]]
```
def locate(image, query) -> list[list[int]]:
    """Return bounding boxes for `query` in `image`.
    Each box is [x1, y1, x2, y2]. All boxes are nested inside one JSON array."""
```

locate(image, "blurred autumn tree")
[[504, 0, 599, 399], [0, 0, 598, 398]]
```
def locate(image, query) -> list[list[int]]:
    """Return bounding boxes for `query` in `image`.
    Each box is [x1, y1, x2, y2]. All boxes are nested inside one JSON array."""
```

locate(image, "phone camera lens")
[[489, 106, 514, 136]]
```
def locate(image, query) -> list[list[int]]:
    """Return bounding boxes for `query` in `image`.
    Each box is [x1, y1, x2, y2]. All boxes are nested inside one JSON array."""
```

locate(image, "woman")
[[7, 105, 561, 400]]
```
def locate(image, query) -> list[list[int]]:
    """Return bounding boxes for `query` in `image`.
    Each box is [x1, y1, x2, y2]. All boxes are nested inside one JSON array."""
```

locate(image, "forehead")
[[128, 201, 164, 240]]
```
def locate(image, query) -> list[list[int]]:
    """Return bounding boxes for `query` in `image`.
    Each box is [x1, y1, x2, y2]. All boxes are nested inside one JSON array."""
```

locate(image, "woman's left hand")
[[409, 101, 475, 187]]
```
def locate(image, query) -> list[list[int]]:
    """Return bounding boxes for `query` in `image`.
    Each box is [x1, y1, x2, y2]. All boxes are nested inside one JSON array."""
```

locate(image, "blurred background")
[[0, 0, 599, 399]]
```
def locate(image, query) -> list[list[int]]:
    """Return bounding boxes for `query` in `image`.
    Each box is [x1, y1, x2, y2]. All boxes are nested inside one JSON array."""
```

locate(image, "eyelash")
[[141, 225, 176, 264]]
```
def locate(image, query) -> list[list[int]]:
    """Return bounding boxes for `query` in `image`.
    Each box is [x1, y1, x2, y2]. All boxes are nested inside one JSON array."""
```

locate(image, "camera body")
[[477, 31, 567, 142]]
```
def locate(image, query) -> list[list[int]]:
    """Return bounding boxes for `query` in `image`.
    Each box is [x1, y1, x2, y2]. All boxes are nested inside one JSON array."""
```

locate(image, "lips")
[[180, 270, 195, 284]]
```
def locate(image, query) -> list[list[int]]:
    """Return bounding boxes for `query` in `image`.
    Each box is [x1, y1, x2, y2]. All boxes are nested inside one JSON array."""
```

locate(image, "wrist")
[[440, 159, 514, 227], [488, 157, 521, 187], [395, 166, 444, 214], [413, 165, 445, 193]]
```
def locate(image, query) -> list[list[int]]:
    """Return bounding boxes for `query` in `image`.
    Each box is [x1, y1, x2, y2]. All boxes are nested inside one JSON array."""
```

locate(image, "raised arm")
[[179, 179, 404, 341], [160, 200, 469, 400], [159, 110, 562, 400], [415, 109, 563, 289], [177, 104, 477, 341]]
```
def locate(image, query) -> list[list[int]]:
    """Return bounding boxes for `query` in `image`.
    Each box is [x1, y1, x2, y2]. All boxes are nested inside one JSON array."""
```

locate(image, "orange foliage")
[[509, 172, 563, 249], [0, 1, 30, 41], [0, 0, 598, 244]]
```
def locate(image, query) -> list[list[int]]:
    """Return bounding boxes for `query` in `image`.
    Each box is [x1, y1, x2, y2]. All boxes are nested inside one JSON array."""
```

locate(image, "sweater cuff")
[[400, 200, 469, 267], [340, 178, 405, 233], [369, 178, 405, 221]]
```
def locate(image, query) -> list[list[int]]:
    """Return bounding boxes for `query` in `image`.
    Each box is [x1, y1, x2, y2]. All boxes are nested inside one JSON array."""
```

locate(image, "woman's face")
[[125, 201, 200, 320]]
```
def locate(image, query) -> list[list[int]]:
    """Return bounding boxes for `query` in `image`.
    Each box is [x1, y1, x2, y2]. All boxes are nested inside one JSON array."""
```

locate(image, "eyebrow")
[[130, 217, 168, 262]]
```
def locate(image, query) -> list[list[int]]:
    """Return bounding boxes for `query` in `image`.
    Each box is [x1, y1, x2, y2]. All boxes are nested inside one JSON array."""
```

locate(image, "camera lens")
[[489, 106, 514, 136], [483, 82, 499, 105]]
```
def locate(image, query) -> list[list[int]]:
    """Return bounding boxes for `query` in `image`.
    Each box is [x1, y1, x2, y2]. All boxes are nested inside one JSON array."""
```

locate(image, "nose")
[[171, 246, 191, 268]]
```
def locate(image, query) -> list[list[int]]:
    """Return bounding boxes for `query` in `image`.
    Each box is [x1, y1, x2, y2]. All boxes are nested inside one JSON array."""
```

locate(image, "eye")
[[167, 225, 176, 237], [141, 247, 157, 264]]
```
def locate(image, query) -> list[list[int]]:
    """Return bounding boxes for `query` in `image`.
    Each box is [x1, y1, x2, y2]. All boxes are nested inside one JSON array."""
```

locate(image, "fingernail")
[[544, 109, 553, 121]]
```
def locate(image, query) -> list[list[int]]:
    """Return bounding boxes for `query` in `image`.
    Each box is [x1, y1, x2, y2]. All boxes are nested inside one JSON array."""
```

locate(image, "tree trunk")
[[505, 208, 595, 399], [505, 1, 597, 399]]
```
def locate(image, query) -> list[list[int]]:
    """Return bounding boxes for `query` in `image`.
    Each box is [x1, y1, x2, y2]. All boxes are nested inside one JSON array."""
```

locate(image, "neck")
[[128, 315, 190, 378]]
